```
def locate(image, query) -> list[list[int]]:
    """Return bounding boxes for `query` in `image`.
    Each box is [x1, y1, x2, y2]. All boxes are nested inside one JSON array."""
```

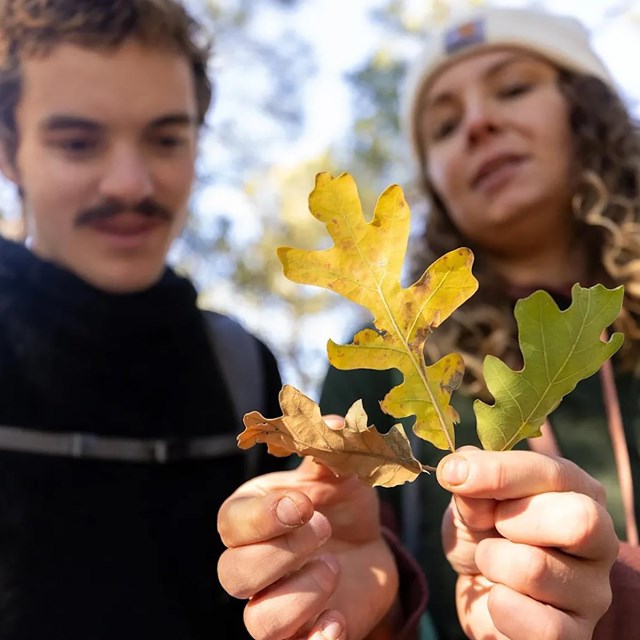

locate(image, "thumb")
[[437, 450, 498, 532], [322, 413, 346, 431], [296, 454, 344, 482]]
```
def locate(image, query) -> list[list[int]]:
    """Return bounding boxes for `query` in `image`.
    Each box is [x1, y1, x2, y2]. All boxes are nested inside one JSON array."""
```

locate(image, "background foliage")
[[1, 0, 639, 398]]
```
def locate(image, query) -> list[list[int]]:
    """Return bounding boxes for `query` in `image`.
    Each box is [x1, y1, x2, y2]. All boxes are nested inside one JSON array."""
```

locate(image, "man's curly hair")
[[0, 0, 213, 158]]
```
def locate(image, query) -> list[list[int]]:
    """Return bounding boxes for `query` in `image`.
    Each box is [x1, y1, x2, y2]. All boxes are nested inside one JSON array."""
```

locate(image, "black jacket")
[[0, 236, 284, 639]]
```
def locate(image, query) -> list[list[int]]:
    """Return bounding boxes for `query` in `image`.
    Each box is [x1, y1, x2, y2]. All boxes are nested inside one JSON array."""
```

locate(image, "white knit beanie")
[[402, 6, 616, 160]]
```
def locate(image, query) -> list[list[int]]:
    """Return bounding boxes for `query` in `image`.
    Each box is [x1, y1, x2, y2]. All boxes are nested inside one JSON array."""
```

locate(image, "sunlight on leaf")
[[278, 172, 478, 450]]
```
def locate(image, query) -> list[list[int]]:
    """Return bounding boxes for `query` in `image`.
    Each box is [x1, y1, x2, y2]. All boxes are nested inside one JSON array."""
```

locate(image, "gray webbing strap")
[[201, 310, 265, 478], [201, 310, 265, 425], [0, 426, 239, 462], [0, 310, 265, 467]]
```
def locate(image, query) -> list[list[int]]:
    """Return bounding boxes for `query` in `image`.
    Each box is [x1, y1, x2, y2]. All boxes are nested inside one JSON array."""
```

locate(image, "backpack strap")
[[0, 311, 265, 469], [201, 309, 264, 479]]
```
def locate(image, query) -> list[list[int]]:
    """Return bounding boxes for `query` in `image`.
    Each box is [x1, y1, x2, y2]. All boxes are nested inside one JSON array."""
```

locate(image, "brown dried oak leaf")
[[238, 384, 427, 487]]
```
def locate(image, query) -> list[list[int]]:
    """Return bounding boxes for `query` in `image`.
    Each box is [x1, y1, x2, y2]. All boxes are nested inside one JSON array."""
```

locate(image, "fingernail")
[[275, 495, 304, 526], [317, 553, 340, 575], [307, 511, 331, 542], [311, 615, 344, 640], [441, 455, 469, 486]]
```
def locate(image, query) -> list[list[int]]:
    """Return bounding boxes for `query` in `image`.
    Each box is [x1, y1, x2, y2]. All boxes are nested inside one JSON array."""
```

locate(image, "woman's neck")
[[487, 233, 589, 291]]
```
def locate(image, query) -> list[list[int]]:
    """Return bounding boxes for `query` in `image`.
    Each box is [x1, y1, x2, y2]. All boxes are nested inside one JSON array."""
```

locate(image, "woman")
[[319, 6, 640, 639], [215, 6, 635, 640]]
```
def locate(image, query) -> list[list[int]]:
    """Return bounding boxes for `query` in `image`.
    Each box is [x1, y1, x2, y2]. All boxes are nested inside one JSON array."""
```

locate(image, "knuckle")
[[551, 456, 575, 491], [537, 613, 567, 640], [483, 455, 508, 493], [217, 551, 259, 600], [561, 492, 601, 545], [598, 579, 613, 616], [553, 458, 607, 506], [591, 480, 607, 506], [244, 608, 277, 640], [586, 573, 614, 620], [520, 545, 549, 584], [215, 501, 233, 545]]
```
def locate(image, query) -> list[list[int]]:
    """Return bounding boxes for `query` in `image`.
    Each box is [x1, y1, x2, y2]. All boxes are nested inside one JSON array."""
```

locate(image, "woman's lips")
[[473, 155, 526, 194]]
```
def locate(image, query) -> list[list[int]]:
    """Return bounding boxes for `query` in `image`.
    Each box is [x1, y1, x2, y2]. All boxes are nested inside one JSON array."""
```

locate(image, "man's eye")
[[53, 138, 96, 153], [154, 136, 187, 149]]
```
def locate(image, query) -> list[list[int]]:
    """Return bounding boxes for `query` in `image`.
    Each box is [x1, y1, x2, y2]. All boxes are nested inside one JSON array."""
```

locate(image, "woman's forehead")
[[425, 47, 557, 102]]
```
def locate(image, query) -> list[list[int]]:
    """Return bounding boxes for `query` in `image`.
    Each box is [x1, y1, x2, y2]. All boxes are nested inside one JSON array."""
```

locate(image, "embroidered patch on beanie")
[[444, 18, 486, 54]]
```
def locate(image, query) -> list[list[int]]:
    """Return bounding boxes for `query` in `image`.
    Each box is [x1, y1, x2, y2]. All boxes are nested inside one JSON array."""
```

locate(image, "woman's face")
[[419, 49, 576, 254]]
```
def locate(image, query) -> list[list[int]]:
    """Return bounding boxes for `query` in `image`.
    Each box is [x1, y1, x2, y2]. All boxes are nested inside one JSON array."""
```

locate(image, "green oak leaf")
[[475, 283, 624, 451]]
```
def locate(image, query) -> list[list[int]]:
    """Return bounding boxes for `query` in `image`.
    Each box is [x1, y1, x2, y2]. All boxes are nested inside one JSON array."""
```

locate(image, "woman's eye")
[[498, 82, 532, 99], [432, 118, 458, 141]]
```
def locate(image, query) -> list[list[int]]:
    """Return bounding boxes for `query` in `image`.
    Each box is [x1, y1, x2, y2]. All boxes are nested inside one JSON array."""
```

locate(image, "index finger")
[[217, 456, 345, 548], [217, 489, 317, 547], [436, 448, 606, 505]]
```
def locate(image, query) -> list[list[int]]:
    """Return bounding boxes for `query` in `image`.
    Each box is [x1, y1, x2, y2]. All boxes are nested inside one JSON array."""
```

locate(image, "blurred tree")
[[2, 0, 639, 399], [174, 0, 346, 396], [183, 0, 640, 397], [175, 0, 314, 269]]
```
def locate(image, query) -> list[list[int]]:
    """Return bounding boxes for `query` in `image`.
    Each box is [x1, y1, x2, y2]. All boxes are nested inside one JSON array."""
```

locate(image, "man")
[[0, 1, 270, 637], [0, 1, 413, 638]]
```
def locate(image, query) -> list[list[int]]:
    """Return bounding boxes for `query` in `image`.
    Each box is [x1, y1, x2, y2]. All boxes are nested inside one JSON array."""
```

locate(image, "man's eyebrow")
[[149, 113, 198, 128], [40, 115, 102, 132], [39, 112, 198, 132]]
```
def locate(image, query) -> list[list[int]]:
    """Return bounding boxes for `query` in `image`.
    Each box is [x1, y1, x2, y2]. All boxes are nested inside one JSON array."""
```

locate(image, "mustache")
[[74, 199, 172, 227]]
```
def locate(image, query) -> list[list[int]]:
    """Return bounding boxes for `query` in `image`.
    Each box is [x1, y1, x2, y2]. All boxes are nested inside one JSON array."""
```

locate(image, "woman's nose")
[[463, 98, 500, 146]]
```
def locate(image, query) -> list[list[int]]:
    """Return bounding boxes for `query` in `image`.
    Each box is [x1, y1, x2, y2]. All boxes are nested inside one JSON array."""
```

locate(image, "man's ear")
[[0, 141, 19, 184]]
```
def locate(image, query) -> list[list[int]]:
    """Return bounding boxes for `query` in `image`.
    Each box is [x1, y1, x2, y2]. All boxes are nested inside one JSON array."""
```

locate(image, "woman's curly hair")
[[0, 0, 213, 159], [410, 70, 640, 398]]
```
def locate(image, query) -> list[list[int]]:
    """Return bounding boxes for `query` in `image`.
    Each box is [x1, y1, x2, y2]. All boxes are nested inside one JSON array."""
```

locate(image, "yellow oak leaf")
[[238, 384, 427, 487], [278, 172, 478, 450]]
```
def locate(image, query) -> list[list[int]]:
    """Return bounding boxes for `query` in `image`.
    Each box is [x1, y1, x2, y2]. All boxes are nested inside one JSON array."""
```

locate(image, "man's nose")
[[99, 146, 154, 204]]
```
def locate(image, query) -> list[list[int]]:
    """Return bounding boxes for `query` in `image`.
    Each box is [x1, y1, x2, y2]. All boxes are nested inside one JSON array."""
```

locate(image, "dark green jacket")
[[319, 357, 640, 640]]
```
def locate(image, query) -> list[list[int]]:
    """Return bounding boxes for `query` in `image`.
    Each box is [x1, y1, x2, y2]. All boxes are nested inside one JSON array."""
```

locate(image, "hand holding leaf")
[[239, 384, 427, 487]]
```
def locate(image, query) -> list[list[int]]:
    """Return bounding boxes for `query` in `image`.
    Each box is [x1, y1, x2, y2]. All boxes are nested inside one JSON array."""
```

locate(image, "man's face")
[[3, 40, 199, 293]]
